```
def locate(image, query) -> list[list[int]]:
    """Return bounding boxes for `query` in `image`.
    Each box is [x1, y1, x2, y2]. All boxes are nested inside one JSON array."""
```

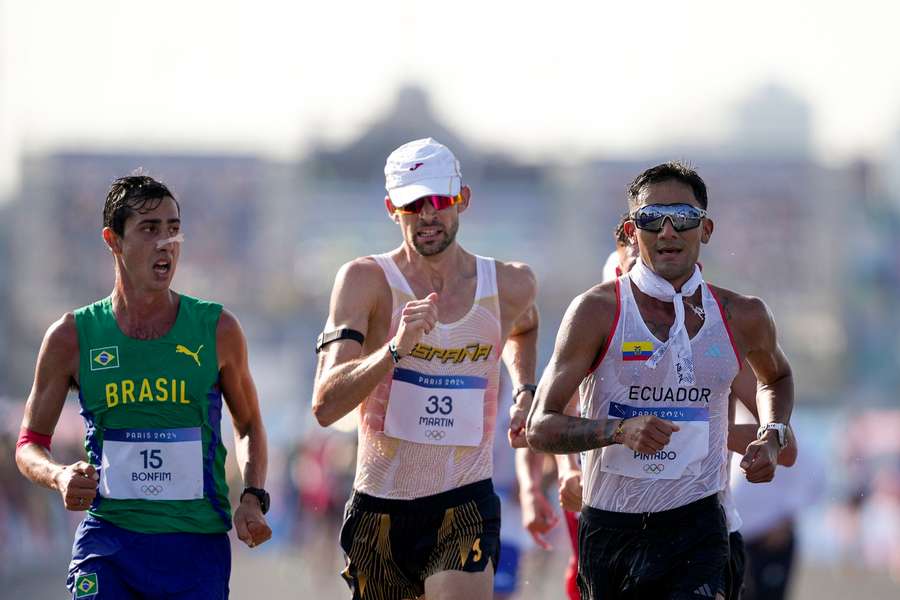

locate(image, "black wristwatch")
[[240, 487, 270, 515], [514, 384, 537, 398], [388, 341, 403, 364]]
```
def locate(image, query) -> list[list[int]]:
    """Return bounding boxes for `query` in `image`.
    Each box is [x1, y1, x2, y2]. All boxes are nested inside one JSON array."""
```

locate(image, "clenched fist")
[[55, 461, 99, 511], [740, 436, 779, 483], [391, 293, 439, 357], [558, 469, 583, 513], [616, 415, 680, 455], [508, 399, 531, 448]]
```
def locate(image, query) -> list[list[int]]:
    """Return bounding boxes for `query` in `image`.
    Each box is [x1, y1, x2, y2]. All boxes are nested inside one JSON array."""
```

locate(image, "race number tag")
[[600, 403, 709, 480], [99, 428, 203, 500], [384, 368, 487, 447]]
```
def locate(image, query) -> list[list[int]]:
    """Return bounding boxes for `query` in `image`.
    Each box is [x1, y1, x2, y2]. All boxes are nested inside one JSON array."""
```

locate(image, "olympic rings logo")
[[643, 464, 665, 474], [141, 484, 164, 495], [425, 430, 446, 440]]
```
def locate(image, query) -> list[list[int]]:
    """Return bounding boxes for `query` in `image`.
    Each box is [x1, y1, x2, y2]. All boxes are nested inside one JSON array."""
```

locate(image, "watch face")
[[761, 423, 786, 448]]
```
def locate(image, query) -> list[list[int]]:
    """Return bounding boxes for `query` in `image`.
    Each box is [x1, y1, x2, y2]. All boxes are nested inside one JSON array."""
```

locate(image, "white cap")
[[384, 138, 461, 207]]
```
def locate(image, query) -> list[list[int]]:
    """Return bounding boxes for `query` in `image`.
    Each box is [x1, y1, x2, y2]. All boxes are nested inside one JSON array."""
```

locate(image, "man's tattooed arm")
[[525, 285, 619, 454], [527, 412, 622, 454]]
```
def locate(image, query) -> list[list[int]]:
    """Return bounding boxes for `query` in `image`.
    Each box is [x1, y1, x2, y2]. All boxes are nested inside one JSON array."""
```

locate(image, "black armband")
[[315, 328, 365, 354]]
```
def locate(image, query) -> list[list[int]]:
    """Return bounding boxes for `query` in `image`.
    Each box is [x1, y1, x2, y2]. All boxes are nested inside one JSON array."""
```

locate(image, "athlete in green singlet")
[[15, 175, 271, 599]]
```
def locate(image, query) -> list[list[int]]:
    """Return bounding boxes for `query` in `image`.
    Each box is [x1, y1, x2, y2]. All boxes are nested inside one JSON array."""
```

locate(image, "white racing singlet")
[[720, 477, 742, 533], [581, 273, 740, 513], [353, 253, 502, 499]]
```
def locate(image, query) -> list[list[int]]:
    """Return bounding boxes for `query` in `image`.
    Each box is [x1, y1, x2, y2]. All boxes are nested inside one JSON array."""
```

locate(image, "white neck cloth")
[[629, 259, 704, 385]]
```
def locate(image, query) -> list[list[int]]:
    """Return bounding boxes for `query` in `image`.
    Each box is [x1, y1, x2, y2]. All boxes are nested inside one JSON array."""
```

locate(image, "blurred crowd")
[[828, 410, 900, 581]]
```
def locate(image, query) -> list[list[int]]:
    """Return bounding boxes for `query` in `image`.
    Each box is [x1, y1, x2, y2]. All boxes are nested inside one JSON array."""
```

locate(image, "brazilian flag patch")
[[90, 346, 120, 371], [75, 572, 99, 597]]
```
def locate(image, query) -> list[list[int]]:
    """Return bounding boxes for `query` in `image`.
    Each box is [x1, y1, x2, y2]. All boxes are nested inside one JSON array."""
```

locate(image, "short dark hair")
[[614, 214, 630, 246], [103, 175, 179, 236], [627, 161, 708, 211]]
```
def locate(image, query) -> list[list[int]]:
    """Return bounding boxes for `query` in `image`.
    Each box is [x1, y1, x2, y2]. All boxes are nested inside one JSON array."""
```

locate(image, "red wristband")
[[16, 427, 52, 452]]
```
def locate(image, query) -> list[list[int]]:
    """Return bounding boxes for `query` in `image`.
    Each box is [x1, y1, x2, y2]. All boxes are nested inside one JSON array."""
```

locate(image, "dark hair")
[[614, 214, 630, 246], [103, 175, 179, 236], [627, 161, 708, 211]]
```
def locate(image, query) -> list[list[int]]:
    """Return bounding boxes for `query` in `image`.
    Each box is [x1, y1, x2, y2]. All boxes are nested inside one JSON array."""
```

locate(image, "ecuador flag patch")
[[622, 341, 654, 361]]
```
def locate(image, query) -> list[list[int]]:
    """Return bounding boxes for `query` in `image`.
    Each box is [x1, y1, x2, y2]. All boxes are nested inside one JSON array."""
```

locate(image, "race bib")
[[99, 428, 203, 500], [384, 368, 486, 446], [600, 402, 709, 480]]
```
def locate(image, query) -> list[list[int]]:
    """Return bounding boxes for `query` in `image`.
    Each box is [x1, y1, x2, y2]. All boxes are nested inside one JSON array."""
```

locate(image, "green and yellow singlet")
[[74, 294, 231, 534]]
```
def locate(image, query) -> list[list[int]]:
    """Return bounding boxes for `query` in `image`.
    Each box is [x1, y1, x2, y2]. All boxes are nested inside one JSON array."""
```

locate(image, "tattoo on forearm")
[[535, 416, 621, 454]]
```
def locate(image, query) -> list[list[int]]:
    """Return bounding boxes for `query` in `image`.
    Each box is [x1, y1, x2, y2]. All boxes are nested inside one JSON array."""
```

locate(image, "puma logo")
[[409, 162, 424, 171], [175, 344, 203, 367]]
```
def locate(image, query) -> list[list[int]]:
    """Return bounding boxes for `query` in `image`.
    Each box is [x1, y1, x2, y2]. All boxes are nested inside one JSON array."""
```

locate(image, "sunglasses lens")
[[634, 207, 665, 231], [633, 204, 704, 232], [395, 194, 460, 214], [430, 195, 456, 210]]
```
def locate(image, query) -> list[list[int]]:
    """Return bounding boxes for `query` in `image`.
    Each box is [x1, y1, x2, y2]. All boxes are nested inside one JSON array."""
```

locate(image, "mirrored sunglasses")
[[392, 193, 463, 215], [631, 203, 707, 232]]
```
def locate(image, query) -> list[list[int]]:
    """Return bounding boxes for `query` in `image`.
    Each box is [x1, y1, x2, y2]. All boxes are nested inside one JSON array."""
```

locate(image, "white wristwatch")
[[757, 422, 787, 449]]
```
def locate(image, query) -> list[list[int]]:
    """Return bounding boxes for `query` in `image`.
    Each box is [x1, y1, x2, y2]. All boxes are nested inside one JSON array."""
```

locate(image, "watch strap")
[[757, 423, 787, 449], [388, 341, 402, 364], [514, 384, 537, 398], [240, 486, 270, 515]]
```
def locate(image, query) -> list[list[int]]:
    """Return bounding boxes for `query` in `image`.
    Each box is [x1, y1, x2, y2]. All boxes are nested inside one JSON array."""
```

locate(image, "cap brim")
[[388, 177, 460, 207]]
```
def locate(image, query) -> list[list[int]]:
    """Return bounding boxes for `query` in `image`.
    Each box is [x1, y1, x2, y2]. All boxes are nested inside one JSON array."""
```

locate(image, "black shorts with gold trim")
[[339, 479, 501, 600]]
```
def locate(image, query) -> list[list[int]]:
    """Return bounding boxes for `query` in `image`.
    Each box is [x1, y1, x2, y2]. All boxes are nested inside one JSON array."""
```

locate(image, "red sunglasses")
[[391, 193, 463, 215]]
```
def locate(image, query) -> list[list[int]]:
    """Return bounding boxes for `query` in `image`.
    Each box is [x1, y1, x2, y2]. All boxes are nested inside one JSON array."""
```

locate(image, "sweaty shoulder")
[[340, 255, 388, 282], [555, 280, 619, 372], [49, 311, 79, 349], [574, 280, 619, 332], [42, 312, 80, 377], [334, 256, 390, 299], [215, 307, 242, 342], [707, 285, 772, 352], [215, 308, 246, 365], [327, 256, 391, 333], [495, 260, 536, 304]]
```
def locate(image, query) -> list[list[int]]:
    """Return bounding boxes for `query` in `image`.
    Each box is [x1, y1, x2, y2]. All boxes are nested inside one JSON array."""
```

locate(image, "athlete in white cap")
[[527, 161, 794, 600], [313, 138, 539, 600]]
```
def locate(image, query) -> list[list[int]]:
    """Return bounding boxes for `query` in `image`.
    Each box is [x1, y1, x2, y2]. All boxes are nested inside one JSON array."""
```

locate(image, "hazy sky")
[[2, 0, 899, 195]]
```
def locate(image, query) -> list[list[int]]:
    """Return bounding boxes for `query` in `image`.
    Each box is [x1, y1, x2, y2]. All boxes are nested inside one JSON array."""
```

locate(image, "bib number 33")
[[426, 395, 453, 415], [385, 368, 487, 447]]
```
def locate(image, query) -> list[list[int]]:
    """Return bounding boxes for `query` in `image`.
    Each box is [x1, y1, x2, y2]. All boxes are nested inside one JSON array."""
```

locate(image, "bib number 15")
[[140, 449, 163, 469], [426, 395, 453, 415]]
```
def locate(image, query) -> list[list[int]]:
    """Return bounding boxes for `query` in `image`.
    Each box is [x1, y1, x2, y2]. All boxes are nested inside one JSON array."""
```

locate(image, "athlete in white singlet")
[[578, 263, 738, 512], [527, 162, 794, 600], [355, 252, 502, 498], [313, 138, 539, 600]]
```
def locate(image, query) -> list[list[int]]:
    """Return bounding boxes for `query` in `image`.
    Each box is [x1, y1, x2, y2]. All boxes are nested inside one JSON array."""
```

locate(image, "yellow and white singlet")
[[353, 253, 502, 500]]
